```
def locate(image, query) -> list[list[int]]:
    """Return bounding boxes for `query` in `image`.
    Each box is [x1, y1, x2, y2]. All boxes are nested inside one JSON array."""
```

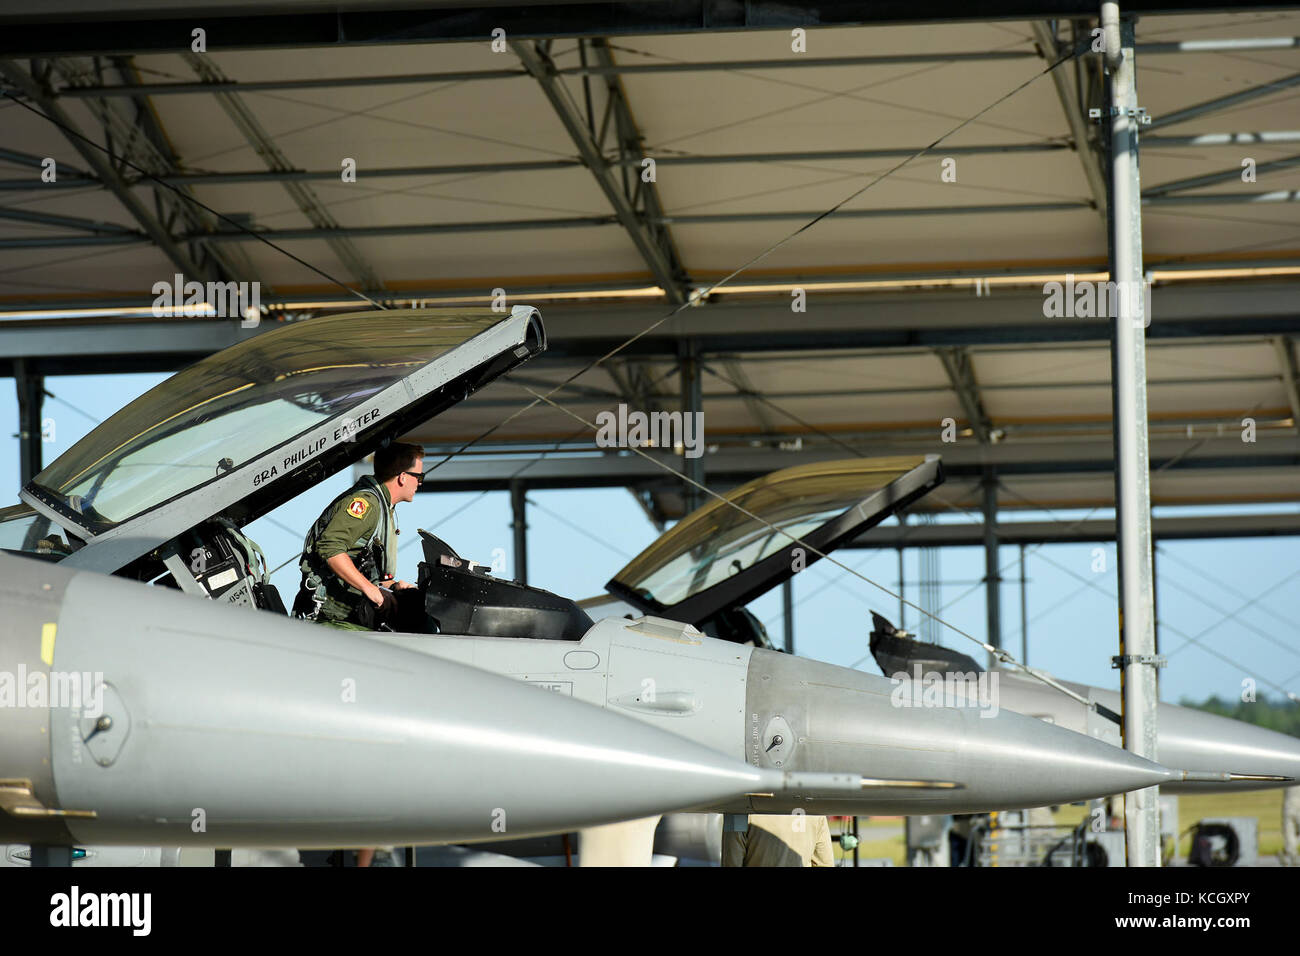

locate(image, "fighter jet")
[[867, 612, 1300, 793], [573, 449, 1299, 795], [1, 548, 913, 851], [0, 305, 1197, 835]]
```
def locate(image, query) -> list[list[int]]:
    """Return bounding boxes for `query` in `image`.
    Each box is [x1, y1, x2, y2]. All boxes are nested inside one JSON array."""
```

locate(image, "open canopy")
[[16, 305, 544, 572], [605, 455, 943, 626]]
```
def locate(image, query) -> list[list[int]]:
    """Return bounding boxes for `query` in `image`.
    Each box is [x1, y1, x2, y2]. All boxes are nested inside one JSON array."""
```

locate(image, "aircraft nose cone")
[[986, 674, 1300, 794], [744, 649, 1172, 815], [11, 559, 787, 847], [1154, 700, 1300, 793]]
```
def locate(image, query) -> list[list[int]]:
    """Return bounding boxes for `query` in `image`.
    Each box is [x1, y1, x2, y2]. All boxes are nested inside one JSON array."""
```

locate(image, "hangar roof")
[[1, 8, 1297, 520]]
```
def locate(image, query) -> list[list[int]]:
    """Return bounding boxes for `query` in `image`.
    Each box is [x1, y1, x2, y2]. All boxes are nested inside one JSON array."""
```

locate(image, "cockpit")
[[0, 302, 942, 649]]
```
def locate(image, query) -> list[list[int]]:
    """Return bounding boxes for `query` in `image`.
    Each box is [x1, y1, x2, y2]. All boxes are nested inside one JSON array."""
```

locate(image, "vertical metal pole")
[[982, 472, 1001, 668], [510, 480, 528, 586], [853, 816, 860, 867], [897, 513, 906, 630], [782, 578, 794, 654], [897, 548, 905, 630], [1152, 543, 1159, 658], [1020, 542, 1028, 665], [680, 339, 704, 513], [1103, 2, 1160, 868], [14, 358, 44, 484]]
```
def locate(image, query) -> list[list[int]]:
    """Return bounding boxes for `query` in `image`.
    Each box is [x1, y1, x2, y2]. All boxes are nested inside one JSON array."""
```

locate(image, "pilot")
[[294, 441, 424, 630]]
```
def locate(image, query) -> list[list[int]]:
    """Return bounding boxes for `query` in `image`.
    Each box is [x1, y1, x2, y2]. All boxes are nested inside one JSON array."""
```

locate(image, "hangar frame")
[[2, 0, 1299, 865]]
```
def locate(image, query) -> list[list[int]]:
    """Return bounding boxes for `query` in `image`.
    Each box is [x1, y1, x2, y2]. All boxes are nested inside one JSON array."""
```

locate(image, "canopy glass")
[[27, 310, 505, 533], [610, 456, 937, 612]]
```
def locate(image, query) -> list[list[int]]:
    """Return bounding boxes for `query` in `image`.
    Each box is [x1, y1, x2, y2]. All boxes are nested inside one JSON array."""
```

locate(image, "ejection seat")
[[415, 530, 591, 641]]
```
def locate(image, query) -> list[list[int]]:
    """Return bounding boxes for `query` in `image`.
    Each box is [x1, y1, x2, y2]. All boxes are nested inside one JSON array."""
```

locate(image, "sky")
[[5, 369, 1299, 707]]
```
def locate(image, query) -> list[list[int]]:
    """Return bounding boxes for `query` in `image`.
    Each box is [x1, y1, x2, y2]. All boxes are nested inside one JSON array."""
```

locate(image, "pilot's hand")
[[363, 582, 385, 607], [394, 580, 415, 590]]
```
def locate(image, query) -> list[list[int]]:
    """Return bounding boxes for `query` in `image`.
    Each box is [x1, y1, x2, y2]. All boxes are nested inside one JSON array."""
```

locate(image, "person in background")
[[1282, 785, 1300, 866], [722, 813, 835, 867]]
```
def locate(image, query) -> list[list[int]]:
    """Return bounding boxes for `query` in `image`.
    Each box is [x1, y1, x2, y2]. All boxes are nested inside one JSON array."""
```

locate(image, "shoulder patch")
[[346, 497, 370, 519]]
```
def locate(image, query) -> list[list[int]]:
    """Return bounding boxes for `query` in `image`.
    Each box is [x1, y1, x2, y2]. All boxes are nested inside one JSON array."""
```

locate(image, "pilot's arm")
[[325, 554, 384, 607]]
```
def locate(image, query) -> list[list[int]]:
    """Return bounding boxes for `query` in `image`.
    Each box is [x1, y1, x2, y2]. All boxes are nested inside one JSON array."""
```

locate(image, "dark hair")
[[374, 441, 424, 482]]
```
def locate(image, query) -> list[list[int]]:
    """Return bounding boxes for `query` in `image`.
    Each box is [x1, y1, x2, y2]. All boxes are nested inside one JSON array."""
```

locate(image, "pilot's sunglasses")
[[404, 470, 427, 484]]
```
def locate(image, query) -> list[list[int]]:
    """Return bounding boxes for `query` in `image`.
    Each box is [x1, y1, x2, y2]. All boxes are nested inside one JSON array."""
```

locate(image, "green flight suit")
[[302, 478, 398, 626]]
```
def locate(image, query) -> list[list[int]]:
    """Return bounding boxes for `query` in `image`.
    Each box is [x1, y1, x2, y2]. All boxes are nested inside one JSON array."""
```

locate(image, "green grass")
[[1055, 790, 1286, 857], [831, 790, 1289, 866]]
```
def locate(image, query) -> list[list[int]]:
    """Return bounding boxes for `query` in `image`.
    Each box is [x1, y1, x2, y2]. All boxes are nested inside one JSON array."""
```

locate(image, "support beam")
[[42, 38, 1300, 97], [660, 203, 1089, 226], [2, 134, 1289, 192], [680, 339, 704, 513], [782, 578, 794, 655], [463, 372, 1284, 408], [1151, 545, 1160, 659], [0, 60, 209, 279], [0, 215, 618, 249], [1144, 131, 1300, 149], [98, 55, 259, 285], [6, 261, 1300, 315], [1103, 5, 1159, 869], [182, 52, 385, 293], [40, 56, 254, 286], [510, 480, 528, 585], [0, 141, 1071, 189], [14, 358, 44, 484], [0, 4, 1289, 56], [1148, 71, 1300, 131], [935, 347, 994, 443], [23, 133, 1300, 192], [1032, 20, 1108, 218], [918, 514, 941, 643], [0, 203, 138, 233], [982, 473, 1001, 665], [6, 287, 1300, 372], [412, 440, 1300, 492], [0, 145, 93, 179], [1145, 153, 1300, 196], [55, 68, 527, 97], [1019, 543, 1029, 665], [1274, 336, 1300, 435], [897, 512, 907, 631], [10, 188, 1300, 252], [841, 512, 1300, 547], [511, 38, 690, 304]]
